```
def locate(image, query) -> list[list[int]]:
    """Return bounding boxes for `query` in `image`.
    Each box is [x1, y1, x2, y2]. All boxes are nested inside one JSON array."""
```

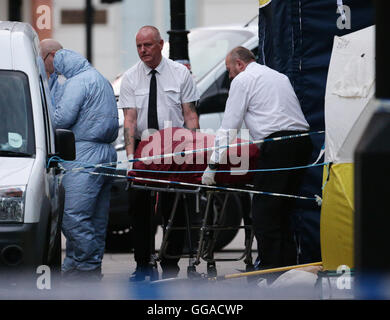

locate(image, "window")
[[0, 70, 35, 157], [188, 29, 253, 82], [162, 29, 254, 83], [39, 75, 52, 154]]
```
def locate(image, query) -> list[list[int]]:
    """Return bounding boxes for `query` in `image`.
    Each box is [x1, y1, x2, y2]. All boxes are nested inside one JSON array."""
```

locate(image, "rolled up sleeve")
[[118, 74, 136, 109]]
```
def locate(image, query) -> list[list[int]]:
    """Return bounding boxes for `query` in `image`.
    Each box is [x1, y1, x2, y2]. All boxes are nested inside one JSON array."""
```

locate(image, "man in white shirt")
[[202, 46, 313, 279], [118, 26, 200, 281]]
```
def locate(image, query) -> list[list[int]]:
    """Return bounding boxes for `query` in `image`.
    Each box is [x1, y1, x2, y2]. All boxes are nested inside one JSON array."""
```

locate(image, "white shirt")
[[210, 62, 309, 163], [221, 61, 309, 141], [118, 57, 199, 139]]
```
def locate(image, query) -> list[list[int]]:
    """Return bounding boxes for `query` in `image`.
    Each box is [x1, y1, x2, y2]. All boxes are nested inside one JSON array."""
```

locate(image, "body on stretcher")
[[127, 128, 259, 278]]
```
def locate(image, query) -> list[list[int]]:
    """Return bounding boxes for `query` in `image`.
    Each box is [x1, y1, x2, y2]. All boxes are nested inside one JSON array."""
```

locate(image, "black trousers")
[[252, 130, 313, 269], [129, 188, 186, 271]]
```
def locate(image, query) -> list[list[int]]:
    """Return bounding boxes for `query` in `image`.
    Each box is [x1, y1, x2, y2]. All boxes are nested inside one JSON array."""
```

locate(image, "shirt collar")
[[143, 56, 165, 75], [246, 61, 257, 70]]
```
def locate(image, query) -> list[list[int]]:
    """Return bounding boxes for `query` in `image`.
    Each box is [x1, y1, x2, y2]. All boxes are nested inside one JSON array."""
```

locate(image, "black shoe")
[[129, 265, 152, 282], [161, 266, 180, 280]]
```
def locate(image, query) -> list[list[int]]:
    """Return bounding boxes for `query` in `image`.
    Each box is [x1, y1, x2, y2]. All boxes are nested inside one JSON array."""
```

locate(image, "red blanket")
[[128, 128, 259, 186]]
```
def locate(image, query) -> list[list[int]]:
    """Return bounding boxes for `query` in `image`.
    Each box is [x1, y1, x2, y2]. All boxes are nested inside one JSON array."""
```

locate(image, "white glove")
[[201, 167, 217, 186], [127, 154, 134, 175]]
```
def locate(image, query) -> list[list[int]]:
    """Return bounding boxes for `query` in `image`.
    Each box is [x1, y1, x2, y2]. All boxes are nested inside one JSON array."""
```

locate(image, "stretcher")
[[128, 181, 255, 279]]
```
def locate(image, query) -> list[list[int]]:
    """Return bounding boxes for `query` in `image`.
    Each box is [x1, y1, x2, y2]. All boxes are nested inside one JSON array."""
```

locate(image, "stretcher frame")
[[129, 182, 255, 278]]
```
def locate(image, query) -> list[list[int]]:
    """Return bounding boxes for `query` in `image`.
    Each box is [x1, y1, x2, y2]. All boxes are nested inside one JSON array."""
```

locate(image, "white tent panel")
[[324, 26, 375, 164], [338, 98, 380, 163]]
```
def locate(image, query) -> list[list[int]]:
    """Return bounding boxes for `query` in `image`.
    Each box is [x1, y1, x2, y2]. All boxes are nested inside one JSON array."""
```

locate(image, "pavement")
[[54, 226, 263, 300], [0, 227, 337, 300]]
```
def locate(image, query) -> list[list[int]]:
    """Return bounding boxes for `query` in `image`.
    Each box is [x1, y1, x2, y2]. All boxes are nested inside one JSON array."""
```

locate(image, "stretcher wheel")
[[150, 266, 159, 281], [207, 262, 217, 277]]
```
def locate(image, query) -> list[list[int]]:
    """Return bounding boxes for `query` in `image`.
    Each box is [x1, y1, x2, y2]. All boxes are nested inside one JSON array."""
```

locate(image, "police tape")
[[51, 158, 329, 175], [50, 130, 325, 173], [53, 155, 326, 205], [84, 170, 323, 206], [116, 161, 330, 174]]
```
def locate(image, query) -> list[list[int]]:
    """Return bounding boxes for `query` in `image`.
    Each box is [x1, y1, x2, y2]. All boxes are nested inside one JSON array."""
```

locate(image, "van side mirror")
[[55, 129, 76, 161]]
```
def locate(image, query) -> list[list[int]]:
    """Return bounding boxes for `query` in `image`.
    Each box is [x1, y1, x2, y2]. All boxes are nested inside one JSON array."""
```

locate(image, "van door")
[[39, 75, 64, 265]]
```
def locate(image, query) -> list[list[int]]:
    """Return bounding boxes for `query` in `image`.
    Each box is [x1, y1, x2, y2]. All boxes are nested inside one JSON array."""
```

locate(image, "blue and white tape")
[[52, 130, 325, 173], [47, 130, 325, 206], [86, 170, 323, 206]]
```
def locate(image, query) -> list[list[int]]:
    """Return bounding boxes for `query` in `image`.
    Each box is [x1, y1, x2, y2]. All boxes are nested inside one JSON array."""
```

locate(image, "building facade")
[[0, 0, 257, 81]]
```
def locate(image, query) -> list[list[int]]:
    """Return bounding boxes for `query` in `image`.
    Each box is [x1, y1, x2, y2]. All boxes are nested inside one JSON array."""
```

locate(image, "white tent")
[[324, 25, 376, 165], [321, 25, 376, 271]]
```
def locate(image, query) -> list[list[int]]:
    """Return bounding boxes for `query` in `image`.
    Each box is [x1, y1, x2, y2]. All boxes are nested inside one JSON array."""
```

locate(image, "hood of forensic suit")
[[53, 49, 91, 79], [0, 157, 34, 187]]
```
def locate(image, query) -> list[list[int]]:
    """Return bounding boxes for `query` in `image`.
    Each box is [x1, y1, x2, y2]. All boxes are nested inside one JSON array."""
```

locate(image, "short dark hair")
[[229, 46, 256, 63]]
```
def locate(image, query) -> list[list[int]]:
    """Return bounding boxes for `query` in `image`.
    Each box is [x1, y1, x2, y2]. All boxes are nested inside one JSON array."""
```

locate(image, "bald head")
[[137, 26, 162, 42], [40, 39, 63, 58], [40, 39, 63, 75], [135, 26, 164, 69]]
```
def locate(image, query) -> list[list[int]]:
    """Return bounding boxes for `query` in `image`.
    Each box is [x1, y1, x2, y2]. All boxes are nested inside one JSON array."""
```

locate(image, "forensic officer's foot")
[[61, 267, 103, 284], [80, 268, 104, 282], [129, 265, 152, 282]]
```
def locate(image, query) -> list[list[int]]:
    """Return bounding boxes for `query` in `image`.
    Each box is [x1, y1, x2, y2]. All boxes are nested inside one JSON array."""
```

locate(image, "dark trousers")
[[252, 131, 313, 269], [130, 189, 186, 271]]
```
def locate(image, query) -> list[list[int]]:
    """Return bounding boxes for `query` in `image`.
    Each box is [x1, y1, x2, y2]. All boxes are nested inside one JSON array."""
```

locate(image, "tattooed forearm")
[[186, 101, 197, 113], [182, 101, 200, 130], [123, 128, 136, 147], [123, 108, 137, 155]]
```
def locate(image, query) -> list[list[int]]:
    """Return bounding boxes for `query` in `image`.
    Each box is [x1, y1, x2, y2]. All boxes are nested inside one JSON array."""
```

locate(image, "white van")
[[0, 22, 75, 269]]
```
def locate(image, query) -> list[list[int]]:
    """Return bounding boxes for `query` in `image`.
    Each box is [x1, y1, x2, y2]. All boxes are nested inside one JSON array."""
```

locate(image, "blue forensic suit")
[[49, 49, 119, 272]]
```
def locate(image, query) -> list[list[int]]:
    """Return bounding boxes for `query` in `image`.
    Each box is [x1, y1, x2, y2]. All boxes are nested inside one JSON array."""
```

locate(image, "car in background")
[[106, 18, 258, 252]]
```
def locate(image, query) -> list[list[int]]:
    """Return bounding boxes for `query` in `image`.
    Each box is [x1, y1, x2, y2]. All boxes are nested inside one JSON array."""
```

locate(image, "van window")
[[0, 70, 35, 157], [162, 29, 254, 83], [188, 29, 254, 82], [39, 75, 52, 154]]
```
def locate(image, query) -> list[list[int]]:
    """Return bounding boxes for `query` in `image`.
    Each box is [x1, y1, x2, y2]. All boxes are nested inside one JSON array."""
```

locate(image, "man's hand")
[[201, 167, 217, 186], [127, 154, 134, 175]]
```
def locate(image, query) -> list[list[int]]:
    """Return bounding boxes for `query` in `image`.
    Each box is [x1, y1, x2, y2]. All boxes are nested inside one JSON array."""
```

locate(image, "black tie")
[[148, 69, 158, 130]]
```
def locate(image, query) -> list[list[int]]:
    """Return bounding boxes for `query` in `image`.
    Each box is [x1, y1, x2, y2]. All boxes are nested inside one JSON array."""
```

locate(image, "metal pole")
[[168, 0, 190, 69], [8, 0, 22, 21], [85, 0, 94, 64]]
